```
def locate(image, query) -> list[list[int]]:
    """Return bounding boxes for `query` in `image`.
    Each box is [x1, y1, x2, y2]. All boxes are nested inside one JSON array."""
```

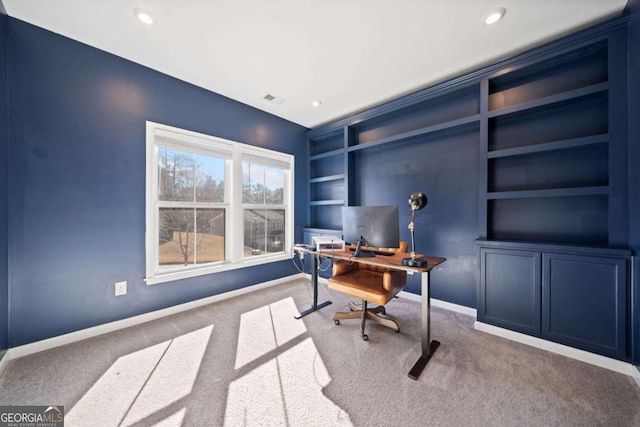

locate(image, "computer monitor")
[[342, 205, 399, 257]]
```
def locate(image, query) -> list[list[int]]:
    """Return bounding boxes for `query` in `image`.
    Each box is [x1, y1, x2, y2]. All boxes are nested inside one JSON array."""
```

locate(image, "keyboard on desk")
[[348, 247, 395, 256]]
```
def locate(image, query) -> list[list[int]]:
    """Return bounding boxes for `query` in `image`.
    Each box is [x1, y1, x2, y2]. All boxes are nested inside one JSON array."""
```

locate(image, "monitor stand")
[[352, 237, 375, 258]]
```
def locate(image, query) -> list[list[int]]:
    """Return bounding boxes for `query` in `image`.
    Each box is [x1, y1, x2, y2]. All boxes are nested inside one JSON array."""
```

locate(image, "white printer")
[[312, 235, 345, 252]]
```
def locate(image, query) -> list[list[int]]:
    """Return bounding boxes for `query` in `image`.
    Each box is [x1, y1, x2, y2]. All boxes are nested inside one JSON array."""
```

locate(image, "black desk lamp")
[[402, 192, 428, 267]]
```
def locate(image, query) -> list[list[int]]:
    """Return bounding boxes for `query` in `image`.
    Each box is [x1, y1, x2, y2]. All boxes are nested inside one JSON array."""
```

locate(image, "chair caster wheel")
[[362, 334, 369, 341], [334, 320, 340, 325], [394, 328, 400, 333]]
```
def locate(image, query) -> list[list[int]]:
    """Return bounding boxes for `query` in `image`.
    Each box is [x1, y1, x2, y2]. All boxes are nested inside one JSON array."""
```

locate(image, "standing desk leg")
[[295, 254, 332, 319], [408, 270, 440, 380]]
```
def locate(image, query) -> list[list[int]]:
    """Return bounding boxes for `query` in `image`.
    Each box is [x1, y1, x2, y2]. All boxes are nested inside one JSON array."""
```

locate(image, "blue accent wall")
[[6, 19, 308, 347], [354, 128, 479, 307], [626, 0, 640, 367], [0, 10, 8, 359], [3, 9, 639, 362]]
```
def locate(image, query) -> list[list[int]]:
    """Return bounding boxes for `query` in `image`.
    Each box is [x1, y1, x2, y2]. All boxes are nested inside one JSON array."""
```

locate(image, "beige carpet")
[[1, 278, 639, 426]]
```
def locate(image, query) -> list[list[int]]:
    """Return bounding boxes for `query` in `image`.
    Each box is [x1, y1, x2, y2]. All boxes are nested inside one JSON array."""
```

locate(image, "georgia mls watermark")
[[0, 406, 64, 427]]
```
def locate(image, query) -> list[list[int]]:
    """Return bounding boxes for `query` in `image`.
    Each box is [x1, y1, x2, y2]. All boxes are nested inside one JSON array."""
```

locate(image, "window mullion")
[[192, 207, 196, 267], [191, 151, 198, 267], [231, 149, 244, 262]]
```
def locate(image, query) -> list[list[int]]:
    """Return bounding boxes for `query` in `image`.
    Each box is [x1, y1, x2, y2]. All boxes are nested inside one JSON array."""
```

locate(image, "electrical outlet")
[[115, 281, 127, 296]]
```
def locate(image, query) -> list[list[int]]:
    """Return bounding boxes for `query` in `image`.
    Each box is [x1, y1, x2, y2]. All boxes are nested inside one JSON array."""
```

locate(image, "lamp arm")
[[403, 192, 428, 268], [408, 207, 417, 260]]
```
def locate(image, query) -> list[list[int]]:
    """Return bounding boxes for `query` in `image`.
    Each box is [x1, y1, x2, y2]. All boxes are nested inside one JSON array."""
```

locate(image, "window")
[[146, 122, 294, 284], [243, 157, 287, 258]]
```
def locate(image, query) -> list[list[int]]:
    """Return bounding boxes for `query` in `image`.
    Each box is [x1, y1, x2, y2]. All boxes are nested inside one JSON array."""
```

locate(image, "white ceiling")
[[2, 0, 628, 128]]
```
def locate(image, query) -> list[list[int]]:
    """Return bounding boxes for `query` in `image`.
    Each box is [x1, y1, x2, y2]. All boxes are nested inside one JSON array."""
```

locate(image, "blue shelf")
[[475, 239, 631, 257], [487, 186, 609, 200], [487, 82, 609, 118], [309, 149, 344, 161], [487, 134, 608, 159], [309, 200, 345, 206], [310, 174, 344, 184], [347, 115, 480, 153]]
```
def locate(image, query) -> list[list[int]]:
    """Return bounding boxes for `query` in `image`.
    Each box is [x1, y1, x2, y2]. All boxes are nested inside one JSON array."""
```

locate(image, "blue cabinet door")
[[479, 248, 541, 335], [542, 253, 628, 360]]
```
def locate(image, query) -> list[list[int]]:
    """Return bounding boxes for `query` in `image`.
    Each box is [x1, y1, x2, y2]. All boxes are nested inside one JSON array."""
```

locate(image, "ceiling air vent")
[[263, 93, 285, 105]]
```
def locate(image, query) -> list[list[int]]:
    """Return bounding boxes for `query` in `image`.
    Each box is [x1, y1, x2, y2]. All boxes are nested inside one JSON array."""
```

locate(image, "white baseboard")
[[632, 366, 640, 389], [8, 274, 303, 360], [398, 291, 478, 318], [11, 273, 634, 388], [308, 276, 639, 386], [474, 321, 638, 380], [0, 350, 11, 377], [312, 276, 478, 318]]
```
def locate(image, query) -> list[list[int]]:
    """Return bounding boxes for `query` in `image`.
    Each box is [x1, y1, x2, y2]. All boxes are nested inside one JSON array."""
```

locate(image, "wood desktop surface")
[[295, 245, 446, 273]]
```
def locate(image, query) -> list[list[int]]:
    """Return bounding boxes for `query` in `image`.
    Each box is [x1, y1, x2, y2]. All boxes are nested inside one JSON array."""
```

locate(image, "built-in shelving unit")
[[475, 32, 631, 361], [305, 35, 624, 248], [305, 17, 631, 361], [305, 83, 481, 242], [481, 38, 620, 246]]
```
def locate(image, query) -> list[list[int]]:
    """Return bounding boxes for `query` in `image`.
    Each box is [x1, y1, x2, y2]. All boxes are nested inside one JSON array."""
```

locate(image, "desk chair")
[[327, 241, 408, 341]]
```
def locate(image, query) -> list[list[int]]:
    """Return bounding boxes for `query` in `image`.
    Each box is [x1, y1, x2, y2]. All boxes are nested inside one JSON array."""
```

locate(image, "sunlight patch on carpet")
[[226, 297, 352, 426], [225, 338, 352, 427], [66, 325, 213, 426], [234, 297, 306, 369]]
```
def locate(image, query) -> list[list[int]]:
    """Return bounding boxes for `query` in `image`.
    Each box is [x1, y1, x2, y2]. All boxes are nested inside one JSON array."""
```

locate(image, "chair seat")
[[327, 241, 408, 340], [327, 269, 390, 306]]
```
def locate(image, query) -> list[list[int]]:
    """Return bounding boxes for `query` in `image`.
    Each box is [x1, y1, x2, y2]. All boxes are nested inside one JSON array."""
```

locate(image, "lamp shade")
[[408, 192, 428, 210]]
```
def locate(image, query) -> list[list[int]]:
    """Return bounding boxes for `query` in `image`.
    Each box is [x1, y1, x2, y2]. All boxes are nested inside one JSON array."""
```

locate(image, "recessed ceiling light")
[[485, 7, 506, 25], [312, 100, 322, 107], [133, 8, 155, 25]]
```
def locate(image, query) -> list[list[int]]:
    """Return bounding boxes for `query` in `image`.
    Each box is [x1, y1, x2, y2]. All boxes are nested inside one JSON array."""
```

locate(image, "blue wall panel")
[[626, 0, 640, 367], [6, 19, 308, 347], [353, 127, 479, 307], [480, 248, 541, 335], [0, 11, 8, 359], [542, 253, 628, 359]]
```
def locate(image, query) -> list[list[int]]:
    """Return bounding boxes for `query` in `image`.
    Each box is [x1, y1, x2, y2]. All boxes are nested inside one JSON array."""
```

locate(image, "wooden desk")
[[293, 245, 446, 380]]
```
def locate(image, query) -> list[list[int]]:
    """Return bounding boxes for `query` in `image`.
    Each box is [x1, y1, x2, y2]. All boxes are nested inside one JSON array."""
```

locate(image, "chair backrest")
[[360, 240, 408, 273], [395, 240, 409, 253]]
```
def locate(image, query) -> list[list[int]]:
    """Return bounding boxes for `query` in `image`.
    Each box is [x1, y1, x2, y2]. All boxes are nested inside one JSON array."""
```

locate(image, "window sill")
[[145, 252, 292, 285]]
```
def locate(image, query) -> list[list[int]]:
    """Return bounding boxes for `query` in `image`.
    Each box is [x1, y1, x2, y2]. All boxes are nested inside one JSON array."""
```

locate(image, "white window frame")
[[145, 121, 294, 285]]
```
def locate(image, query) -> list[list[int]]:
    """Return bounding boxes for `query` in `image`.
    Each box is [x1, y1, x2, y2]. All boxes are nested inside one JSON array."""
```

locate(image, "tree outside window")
[[243, 162, 285, 257], [157, 147, 226, 267]]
